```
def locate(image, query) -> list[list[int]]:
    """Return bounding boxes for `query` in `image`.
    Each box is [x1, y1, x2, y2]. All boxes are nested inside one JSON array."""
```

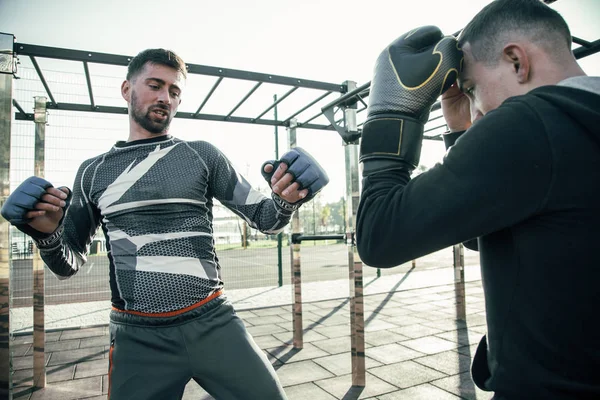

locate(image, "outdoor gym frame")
[[1, 5, 600, 396]]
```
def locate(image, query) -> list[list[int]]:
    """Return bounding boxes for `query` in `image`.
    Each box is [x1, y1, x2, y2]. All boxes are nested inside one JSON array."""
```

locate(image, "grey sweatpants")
[[108, 295, 287, 400]]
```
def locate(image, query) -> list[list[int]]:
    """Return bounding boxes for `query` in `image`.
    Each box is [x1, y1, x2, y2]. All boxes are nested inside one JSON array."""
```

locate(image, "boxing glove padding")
[[360, 26, 462, 176], [359, 115, 424, 175]]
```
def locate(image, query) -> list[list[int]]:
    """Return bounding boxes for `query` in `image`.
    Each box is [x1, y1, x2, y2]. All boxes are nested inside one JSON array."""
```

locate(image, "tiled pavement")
[[9, 265, 494, 400]]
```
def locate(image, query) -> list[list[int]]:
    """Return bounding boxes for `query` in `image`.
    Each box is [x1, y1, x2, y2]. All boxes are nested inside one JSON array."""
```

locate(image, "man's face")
[[123, 62, 184, 134], [457, 43, 522, 123]]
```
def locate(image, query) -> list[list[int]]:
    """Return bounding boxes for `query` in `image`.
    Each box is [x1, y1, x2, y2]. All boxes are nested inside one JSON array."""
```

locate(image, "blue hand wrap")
[[1, 176, 54, 225], [261, 147, 329, 207], [1, 176, 72, 240]]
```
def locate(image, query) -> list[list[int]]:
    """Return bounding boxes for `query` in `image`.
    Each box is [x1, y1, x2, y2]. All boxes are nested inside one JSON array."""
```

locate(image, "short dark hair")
[[458, 0, 572, 65], [126, 48, 187, 81]]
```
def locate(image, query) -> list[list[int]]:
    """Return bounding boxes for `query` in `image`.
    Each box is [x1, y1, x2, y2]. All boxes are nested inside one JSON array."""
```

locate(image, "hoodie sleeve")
[[441, 130, 478, 251], [356, 98, 553, 268]]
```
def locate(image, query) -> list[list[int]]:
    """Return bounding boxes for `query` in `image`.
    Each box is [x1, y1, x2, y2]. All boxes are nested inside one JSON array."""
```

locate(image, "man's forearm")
[[441, 129, 479, 252], [35, 227, 84, 279]]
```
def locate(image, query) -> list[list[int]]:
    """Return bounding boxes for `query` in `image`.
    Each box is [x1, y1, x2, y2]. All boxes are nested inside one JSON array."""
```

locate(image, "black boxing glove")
[[360, 26, 463, 176]]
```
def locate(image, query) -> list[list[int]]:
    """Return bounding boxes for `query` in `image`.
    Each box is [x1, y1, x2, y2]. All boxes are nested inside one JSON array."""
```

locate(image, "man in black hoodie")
[[356, 0, 600, 399]]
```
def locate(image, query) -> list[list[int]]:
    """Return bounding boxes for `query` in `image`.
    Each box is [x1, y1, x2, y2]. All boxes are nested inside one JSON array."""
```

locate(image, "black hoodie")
[[356, 76, 600, 399]]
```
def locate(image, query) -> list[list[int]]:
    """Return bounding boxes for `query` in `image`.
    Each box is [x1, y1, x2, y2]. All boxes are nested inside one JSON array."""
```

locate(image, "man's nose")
[[470, 102, 483, 123], [157, 88, 171, 104]]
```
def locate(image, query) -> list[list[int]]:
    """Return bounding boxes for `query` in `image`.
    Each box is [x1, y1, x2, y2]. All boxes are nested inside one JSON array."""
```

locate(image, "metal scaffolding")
[[1, 4, 600, 395]]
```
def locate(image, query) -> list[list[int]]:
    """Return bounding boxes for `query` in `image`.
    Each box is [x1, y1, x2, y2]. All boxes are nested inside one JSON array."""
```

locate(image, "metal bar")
[[83, 61, 95, 108], [16, 43, 133, 66], [282, 91, 332, 124], [343, 80, 366, 387], [15, 98, 440, 133], [323, 81, 444, 121], [15, 106, 340, 131], [574, 39, 600, 59], [423, 134, 444, 142], [226, 82, 262, 118], [334, 104, 366, 126], [292, 234, 344, 243], [11, 99, 25, 114], [427, 114, 444, 123], [288, 119, 303, 349], [15, 104, 442, 140], [572, 36, 591, 47], [301, 110, 324, 125], [194, 77, 223, 116], [47, 103, 127, 114], [181, 114, 334, 131], [30, 56, 57, 105], [321, 81, 370, 112], [424, 123, 448, 133], [453, 244, 466, 321], [15, 43, 346, 93], [33, 96, 47, 388], [347, 143, 366, 387], [255, 86, 298, 120], [185, 67, 343, 93], [0, 32, 14, 398], [274, 94, 283, 288]]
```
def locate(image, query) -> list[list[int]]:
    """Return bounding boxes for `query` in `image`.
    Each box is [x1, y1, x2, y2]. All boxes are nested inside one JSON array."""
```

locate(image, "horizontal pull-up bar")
[[291, 233, 345, 244], [15, 43, 347, 93]]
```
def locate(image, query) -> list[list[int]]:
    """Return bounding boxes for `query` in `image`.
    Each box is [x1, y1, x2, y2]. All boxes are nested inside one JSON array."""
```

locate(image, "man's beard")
[[130, 91, 172, 134]]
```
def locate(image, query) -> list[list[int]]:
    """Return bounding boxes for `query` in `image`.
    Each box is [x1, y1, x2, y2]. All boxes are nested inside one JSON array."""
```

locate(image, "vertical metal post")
[[274, 94, 283, 287], [0, 32, 15, 400], [32, 96, 47, 388], [287, 119, 302, 349], [453, 243, 466, 321], [343, 81, 365, 387]]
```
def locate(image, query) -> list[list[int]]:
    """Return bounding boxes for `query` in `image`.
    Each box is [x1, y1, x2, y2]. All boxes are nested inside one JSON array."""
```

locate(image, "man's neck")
[[127, 122, 169, 142], [127, 132, 169, 142], [542, 55, 587, 86]]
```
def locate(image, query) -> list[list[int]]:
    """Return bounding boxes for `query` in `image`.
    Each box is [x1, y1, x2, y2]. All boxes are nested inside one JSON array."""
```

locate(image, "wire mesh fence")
[[9, 61, 471, 312]]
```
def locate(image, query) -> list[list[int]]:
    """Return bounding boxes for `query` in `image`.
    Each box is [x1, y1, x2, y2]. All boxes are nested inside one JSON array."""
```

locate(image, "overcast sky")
[[1, 0, 599, 203]]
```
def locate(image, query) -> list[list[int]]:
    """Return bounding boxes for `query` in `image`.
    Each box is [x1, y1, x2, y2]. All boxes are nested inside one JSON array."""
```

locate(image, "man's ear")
[[121, 80, 131, 102], [503, 43, 530, 83]]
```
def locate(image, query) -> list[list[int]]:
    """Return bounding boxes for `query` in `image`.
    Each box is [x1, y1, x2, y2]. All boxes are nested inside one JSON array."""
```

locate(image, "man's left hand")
[[261, 147, 329, 208], [263, 163, 308, 203]]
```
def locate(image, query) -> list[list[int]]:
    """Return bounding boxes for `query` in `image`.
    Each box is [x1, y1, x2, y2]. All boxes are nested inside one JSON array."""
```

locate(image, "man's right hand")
[[359, 26, 463, 176], [1, 176, 70, 235], [441, 82, 472, 132]]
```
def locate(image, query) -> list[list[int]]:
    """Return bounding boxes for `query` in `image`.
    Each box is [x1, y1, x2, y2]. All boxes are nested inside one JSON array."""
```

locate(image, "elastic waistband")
[[110, 290, 226, 326]]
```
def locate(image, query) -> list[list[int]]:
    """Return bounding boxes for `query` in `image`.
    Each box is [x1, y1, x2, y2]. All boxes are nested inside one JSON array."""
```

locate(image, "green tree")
[[327, 197, 346, 233], [320, 205, 331, 232]]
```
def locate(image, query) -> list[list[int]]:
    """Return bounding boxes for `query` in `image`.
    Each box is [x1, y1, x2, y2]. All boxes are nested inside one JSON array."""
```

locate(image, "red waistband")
[[111, 289, 224, 318]]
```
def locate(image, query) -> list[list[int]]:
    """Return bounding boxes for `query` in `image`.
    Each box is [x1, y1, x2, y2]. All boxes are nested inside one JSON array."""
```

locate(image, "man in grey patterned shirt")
[[2, 48, 329, 399]]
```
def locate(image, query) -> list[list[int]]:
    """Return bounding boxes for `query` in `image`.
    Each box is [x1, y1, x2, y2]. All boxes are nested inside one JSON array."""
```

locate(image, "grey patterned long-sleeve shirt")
[[37, 135, 293, 314]]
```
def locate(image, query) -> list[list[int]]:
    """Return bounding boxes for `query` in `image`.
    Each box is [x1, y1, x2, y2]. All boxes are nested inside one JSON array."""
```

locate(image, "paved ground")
[[11, 244, 480, 306], [9, 264, 494, 400]]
